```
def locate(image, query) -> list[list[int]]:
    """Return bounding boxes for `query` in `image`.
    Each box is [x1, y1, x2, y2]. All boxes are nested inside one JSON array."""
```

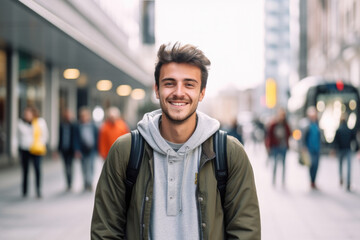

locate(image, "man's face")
[[80, 110, 91, 123], [155, 62, 205, 124], [278, 109, 286, 122]]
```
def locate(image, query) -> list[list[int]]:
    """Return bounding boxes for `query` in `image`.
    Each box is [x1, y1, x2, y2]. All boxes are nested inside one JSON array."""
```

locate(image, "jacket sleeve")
[[224, 136, 261, 240], [91, 133, 132, 239]]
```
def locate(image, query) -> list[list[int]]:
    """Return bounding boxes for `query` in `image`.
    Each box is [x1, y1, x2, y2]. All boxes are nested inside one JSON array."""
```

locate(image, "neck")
[[160, 113, 197, 144]]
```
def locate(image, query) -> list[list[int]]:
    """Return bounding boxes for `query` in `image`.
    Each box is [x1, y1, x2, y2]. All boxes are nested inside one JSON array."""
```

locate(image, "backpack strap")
[[125, 129, 145, 210], [213, 130, 228, 208]]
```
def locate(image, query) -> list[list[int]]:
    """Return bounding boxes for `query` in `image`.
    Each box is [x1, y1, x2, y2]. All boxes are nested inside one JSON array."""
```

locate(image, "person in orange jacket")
[[98, 106, 130, 160]]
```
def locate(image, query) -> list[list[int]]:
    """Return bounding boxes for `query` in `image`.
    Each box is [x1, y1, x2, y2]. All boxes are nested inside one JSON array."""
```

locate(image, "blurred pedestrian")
[[74, 107, 98, 192], [98, 106, 130, 160], [333, 113, 357, 191], [228, 119, 243, 144], [17, 106, 48, 198], [252, 117, 266, 145], [58, 109, 76, 191], [303, 107, 321, 190], [265, 107, 291, 185]]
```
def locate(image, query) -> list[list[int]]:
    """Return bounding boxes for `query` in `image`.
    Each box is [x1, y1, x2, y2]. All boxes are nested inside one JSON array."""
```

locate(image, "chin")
[[167, 111, 196, 124]]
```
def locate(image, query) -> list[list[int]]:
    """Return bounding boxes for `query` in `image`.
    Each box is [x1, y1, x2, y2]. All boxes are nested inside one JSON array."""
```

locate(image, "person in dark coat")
[[333, 113, 357, 191], [228, 119, 243, 144], [58, 109, 76, 191]]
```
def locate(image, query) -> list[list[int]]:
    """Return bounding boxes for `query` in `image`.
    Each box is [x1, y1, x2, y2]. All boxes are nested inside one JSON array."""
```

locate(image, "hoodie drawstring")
[[166, 149, 171, 163], [179, 146, 190, 213]]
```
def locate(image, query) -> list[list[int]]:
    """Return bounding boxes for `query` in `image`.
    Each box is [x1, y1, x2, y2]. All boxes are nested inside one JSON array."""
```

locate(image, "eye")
[[164, 82, 174, 86], [185, 82, 196, 88]]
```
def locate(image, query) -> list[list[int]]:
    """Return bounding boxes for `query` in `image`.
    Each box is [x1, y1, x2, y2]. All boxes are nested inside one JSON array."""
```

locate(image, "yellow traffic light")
[[266, 78, 277, 109]]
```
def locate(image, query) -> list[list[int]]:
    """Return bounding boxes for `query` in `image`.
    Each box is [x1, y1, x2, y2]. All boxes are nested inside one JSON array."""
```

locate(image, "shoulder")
[[37, 118, 47, 125], [37, 118, 48, 130], [100, 121, 110, 129], [18, 120, 29, 131], [104, 133, 132, 175], [226, 135, 246, 158], [18, 119, 25, 127], [109, 133, 132, 156], [226, 135, 252, 174], [267, 121, 276, 131]]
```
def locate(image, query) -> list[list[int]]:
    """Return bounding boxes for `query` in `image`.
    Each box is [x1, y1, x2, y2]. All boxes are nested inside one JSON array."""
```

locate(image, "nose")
[[173, 83, 185, 98]]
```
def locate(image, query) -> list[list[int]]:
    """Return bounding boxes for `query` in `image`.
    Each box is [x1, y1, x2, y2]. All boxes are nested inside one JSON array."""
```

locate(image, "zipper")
[[196, 155, 214, 240], [196, 183, 203, 240], [140, 157, 153, 239]]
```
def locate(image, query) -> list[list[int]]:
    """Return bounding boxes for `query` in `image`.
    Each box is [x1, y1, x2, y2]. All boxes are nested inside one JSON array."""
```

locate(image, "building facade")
[[306, 0, 360, 87], [0, 0, 155, 166], [263, 0, 291, 112]]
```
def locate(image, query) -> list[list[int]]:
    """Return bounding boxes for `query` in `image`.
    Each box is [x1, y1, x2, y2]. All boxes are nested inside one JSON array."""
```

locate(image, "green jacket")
[[91, 133, 261, 239]]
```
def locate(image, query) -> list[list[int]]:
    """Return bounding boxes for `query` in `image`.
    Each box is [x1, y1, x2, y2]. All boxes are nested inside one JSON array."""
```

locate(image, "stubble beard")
[[160, 101, 198, 125]]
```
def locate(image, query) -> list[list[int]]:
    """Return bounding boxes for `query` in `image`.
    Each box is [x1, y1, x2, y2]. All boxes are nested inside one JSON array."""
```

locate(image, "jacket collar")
[[200, 135, 215, 167]]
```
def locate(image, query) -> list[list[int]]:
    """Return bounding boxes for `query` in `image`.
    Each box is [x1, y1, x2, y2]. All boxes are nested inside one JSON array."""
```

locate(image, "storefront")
[[18, 52, 46, 118], [0, 0, 153, 166]]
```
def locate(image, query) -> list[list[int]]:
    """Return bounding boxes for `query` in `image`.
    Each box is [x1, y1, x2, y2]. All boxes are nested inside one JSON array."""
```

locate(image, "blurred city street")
[[0, 140, 359, 240], [1, 0, 360, 239], [247, 141, 360, 240], [0, 157, 103, 240]]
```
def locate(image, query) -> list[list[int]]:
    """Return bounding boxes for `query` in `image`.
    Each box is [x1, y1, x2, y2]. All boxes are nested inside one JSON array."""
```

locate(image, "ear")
[[154, 84, 160, 99], [199, 88, 206, 102]]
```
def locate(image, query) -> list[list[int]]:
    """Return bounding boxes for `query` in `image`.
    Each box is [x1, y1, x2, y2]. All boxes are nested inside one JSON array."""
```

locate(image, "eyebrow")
[[161, 78, 199, 83]]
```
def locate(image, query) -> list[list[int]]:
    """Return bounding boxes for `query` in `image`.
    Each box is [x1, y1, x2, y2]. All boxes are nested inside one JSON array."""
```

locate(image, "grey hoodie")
[[137, 109, 220, 240]]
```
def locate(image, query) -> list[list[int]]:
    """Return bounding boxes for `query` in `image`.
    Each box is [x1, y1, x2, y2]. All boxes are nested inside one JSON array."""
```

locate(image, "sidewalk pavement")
[[246, 141, 360, 240], [0, 156, 103, 240]]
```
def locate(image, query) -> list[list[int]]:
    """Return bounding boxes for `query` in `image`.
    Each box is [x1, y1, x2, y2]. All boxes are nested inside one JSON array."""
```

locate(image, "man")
[[303, 106, 321, 190], [98, 106, 130, 160], [333, 113, 357, 191], [265, 108, 291, 186], [58, 109, 76, 191], [74, 107, 98, 191], [91, 43, 261, 239]]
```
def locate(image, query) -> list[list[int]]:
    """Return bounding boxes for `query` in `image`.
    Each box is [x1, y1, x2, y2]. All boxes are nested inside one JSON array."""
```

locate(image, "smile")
[[170, 102, 187, 106]]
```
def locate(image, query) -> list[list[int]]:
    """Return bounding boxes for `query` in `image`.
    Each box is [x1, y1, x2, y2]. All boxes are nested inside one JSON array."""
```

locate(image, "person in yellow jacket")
[[18, 106, 48, 198]]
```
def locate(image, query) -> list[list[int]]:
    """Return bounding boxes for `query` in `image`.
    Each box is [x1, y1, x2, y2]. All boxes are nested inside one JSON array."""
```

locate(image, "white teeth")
[[172, 102, 185, 106]]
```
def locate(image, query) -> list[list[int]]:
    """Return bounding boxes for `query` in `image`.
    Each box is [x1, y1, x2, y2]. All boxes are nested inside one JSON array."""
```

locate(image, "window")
[[18, 51, 45, 117]]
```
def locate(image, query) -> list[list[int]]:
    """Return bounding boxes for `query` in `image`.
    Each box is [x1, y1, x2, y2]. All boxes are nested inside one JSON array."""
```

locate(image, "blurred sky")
[[155, 0, 264, 96]]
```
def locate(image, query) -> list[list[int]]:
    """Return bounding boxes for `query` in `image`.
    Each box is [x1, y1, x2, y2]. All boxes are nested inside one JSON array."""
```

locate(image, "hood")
[[137, 109, 220, 156]]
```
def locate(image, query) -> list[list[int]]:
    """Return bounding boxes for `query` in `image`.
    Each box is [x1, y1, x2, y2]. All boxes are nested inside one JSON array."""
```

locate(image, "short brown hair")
[[154, 42, 211, 91]]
